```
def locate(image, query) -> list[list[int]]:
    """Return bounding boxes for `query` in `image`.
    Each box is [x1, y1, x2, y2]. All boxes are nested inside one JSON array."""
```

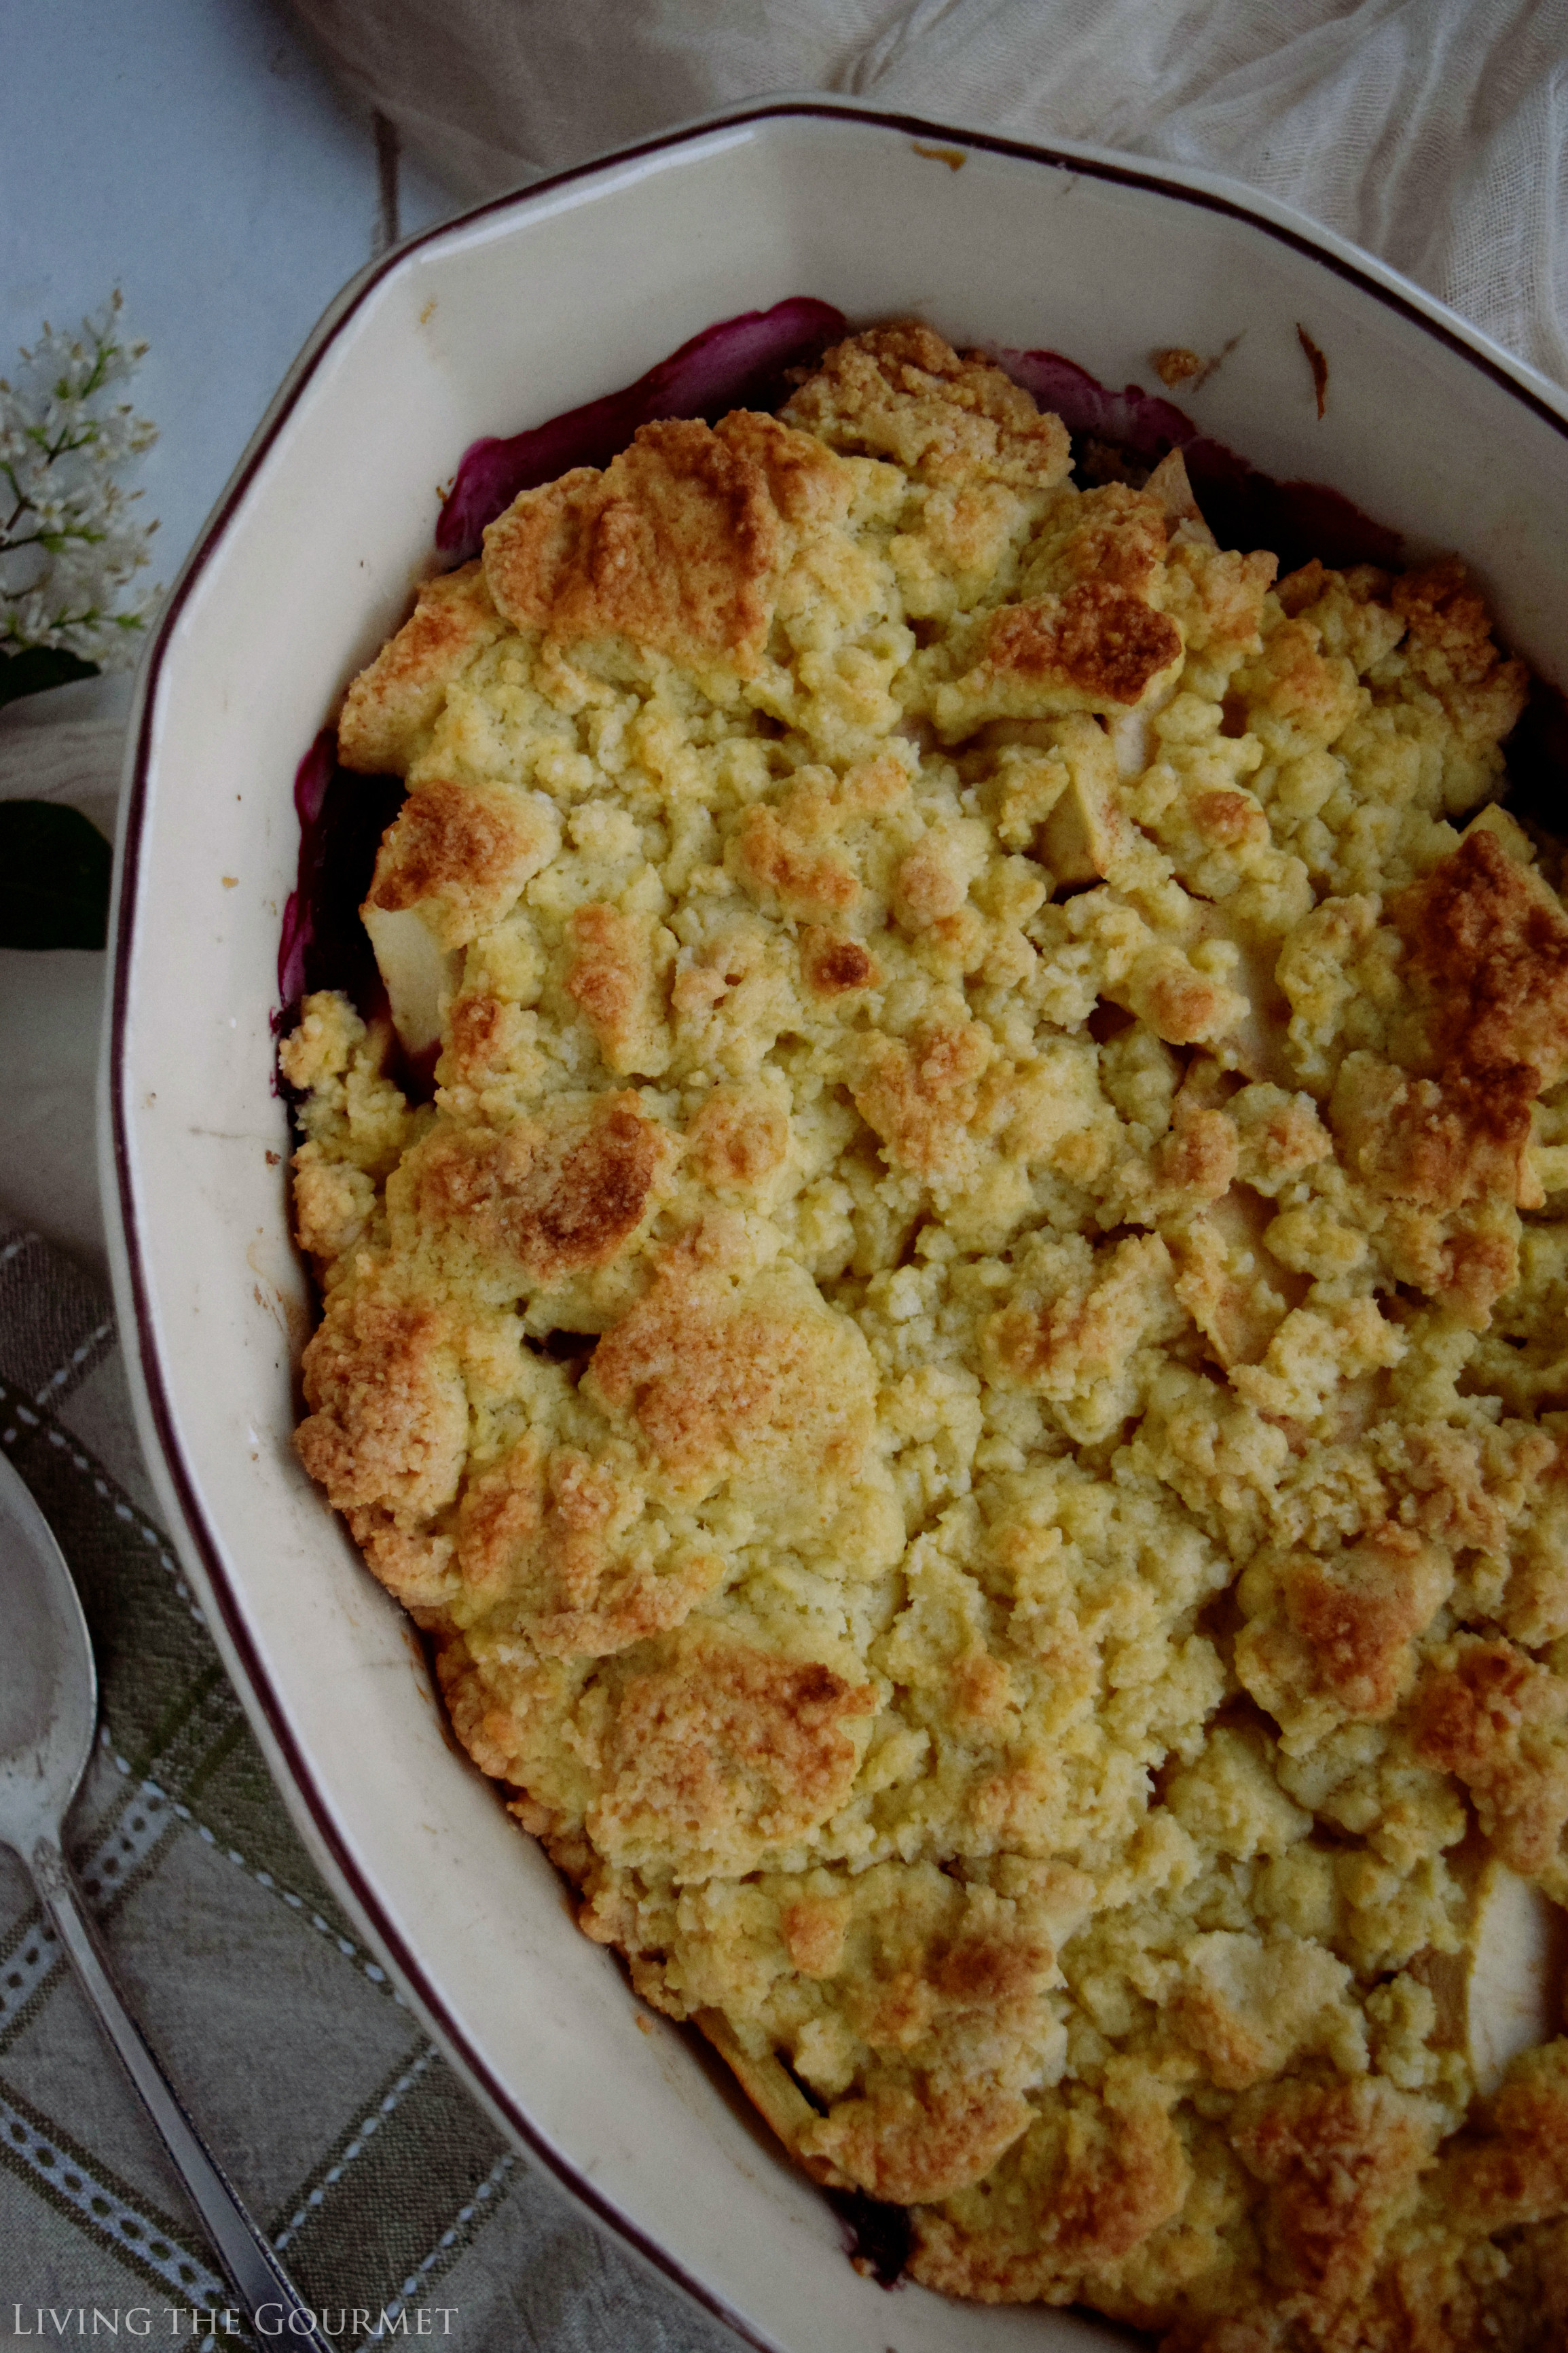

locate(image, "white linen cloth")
[[289, 0, 1568, 387]]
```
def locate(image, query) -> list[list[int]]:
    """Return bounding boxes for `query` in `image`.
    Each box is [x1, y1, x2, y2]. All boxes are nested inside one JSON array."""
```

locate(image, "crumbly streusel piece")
[[287, 324, 1568, 2350]]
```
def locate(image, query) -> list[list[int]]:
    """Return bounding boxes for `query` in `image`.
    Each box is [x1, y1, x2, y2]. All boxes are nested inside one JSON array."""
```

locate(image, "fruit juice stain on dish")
[[275, 732, 428, 1094], [435, 297, 848, 563], [996, 344, 1399, 572], [825, 2186, 913, 2288]]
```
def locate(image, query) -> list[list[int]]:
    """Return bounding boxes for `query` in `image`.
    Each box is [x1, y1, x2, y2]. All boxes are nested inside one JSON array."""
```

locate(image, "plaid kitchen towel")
[[0, 1224, 741, 2353]]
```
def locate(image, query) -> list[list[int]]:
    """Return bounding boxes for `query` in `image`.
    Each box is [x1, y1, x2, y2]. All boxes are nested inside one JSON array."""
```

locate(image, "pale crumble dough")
[[282, 323, 1568, 2349]]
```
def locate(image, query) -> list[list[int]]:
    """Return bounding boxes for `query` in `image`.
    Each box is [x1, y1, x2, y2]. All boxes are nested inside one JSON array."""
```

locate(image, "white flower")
[[1, 290, 160, 675]]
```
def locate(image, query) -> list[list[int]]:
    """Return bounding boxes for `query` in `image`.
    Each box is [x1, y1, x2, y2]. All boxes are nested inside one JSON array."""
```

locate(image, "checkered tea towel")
[[0, 1225, 740, 2353]]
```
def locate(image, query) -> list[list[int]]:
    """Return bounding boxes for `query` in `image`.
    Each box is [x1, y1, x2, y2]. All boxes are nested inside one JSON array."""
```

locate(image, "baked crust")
[[286, 324, 1567, 2347], [779, 319, 1072, 488], [481, 410, 855, 677], [338, 560, 504, 774]]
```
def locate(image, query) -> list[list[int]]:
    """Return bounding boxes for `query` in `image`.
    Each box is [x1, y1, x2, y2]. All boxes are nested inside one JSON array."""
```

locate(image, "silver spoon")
[[0, 1452, 327, 2345]]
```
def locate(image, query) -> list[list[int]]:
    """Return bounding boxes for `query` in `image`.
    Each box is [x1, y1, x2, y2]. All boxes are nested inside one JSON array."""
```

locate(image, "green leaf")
[[0, 646, 100, 709], [0, 799, 112, 948]]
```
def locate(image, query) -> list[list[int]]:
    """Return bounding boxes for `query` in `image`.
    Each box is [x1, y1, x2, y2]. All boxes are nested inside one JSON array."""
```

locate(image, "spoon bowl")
[[0, 1454, 98, 1862], [0, 1452, 327, 2345]]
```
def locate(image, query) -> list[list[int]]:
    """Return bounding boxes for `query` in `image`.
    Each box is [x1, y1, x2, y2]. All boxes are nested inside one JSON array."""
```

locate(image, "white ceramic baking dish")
[[102, 99, 1568, 2353]]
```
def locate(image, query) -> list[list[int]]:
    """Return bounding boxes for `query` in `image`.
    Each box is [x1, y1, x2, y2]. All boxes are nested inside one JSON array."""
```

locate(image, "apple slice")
[[1419, 1858, 1565, 2096], [1040, 762, 1120, 886], [1466, 1863, 1564, 2094], [361, 902, 460, 1059], [1144, 448, 1218, 550]]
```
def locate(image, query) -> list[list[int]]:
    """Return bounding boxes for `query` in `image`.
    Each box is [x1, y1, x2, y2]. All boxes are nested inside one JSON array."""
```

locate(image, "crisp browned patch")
[[412, 1095, 674, 1289], [1393, 1420, 1555, 1559], [780, 1896, 850, 1979], [1236, 617, 1360, 742], [987, 1233, 1177, 1395], [367, 778, 554, 944], [1193, 787, 1269, 847], [338, 562, 503, 774], [1119, 950, 1237, 1048], [733, 804, 860, 914], [434, 1629, 574, 1789], [453, 1434, 545, 1602], [296, 1287, 467, 1524], [844, 751, 913, 814], [769, 755, 911, 840], [589, 1631, 876, 1870], [291, 1150, 373, 1269], [685, 1087, 790, 1188], [454, 1440, 721, 1657], [477, 463, 598, 630], [587, 1256, 875, 1496], [1331, 1051, 1536, 1215], [1232, 2077, 1438, 2316], [1380, 2239, 1483, 2353], [1239, 1090, 1332, 1185], [801, 2081, 1034, 2205], [1497, 1444, 1568, 1647], [1445, 2043, 1568, 2235], [780, 320, 1071, 490], [799, 926, 878, 996], [1166, 542, 1278, 660], [563, 902, 669, 1074], [1412, 1636, 1568, 1875], [978, 583, 1183, 707], [346, 1507, 456, 1615], [858, 1968, 934, 2052], [1048, 482, 1171, 599], [1051, 2087, 1191, 2266], [949, 1649, 1013, 1728], [932, 1932, 1051, 2012], [1154, 1102, 1241, 1202], [892, 835, 970, 929], [905, 2084, 1195, 2306], [1391, 828, 1568, 1090], [1279, 1525, 1447, 1721], [1275, 558, 1334, 617], [1377, 1199, 1521, 1332], [481, 412, 852, 675], [1391, 556, 1529, 748], [850, 1020, 993, 1183], [443, 990, 524, 1087]]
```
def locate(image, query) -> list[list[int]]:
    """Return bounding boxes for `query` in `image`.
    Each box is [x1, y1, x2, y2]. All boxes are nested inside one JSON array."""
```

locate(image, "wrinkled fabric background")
[[3, 0, 1566, 2339], [291, 0, 1568, 386]]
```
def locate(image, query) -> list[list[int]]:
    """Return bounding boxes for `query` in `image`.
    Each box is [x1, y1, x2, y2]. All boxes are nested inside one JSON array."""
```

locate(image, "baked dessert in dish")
[[281, 322, 1568, 2348]]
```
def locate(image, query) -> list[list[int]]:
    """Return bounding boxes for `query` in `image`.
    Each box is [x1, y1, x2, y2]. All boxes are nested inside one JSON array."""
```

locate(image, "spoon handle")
[[30, 1835, 329, 2349]]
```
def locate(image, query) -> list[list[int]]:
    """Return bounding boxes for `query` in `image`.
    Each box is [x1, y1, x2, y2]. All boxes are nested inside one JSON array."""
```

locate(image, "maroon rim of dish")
[[109, 96, 1568, 2353]]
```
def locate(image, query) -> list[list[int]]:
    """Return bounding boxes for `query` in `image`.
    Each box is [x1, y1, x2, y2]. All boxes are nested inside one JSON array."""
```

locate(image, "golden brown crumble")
[[286, 324, 1567, 2348]]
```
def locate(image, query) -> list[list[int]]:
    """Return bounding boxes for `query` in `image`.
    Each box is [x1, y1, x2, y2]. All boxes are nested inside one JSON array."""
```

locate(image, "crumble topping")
[[283, 324, 1568, 2349]]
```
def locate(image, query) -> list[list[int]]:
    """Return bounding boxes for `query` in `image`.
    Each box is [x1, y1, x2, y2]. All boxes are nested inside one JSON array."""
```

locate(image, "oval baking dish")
[[105, 100, 1568, 2353]]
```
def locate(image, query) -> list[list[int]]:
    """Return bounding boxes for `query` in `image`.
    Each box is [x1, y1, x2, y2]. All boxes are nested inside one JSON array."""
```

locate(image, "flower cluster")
[[1, 291, 160, 672]]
